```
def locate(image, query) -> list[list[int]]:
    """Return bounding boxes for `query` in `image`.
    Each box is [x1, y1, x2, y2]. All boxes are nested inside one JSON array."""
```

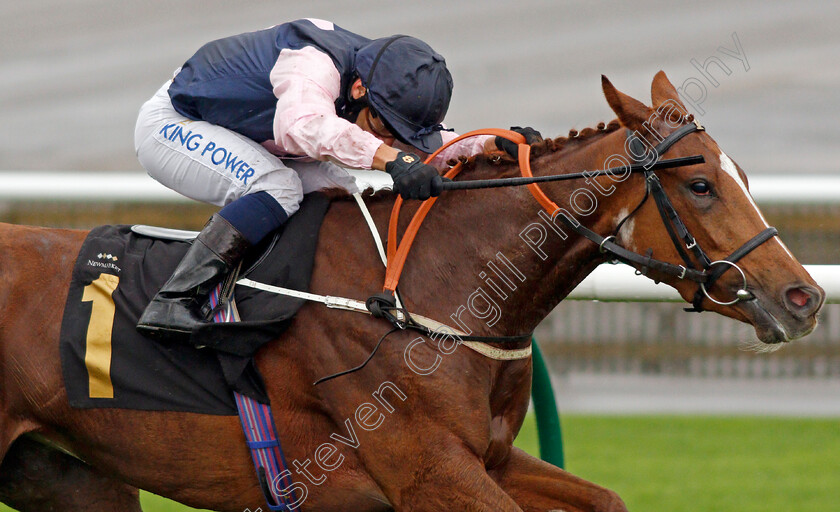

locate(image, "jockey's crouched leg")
[[137, 191, 288, 342]]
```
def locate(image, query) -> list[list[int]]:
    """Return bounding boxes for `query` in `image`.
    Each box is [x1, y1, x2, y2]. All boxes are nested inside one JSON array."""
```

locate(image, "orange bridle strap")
[[517, 140, 561, 215], [383, 128, 557, 294]]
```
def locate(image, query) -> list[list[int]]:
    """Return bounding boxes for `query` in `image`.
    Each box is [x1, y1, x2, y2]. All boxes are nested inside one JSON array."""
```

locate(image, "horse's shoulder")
[[0, 222, 88, 262]]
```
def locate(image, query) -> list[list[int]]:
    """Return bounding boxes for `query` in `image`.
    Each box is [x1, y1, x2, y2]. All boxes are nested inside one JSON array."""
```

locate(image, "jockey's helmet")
[[354, 35, 453, 153]]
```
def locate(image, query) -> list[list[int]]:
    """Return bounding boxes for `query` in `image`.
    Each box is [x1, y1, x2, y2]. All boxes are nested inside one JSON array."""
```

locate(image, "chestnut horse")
[[0, 72, 824, 511]]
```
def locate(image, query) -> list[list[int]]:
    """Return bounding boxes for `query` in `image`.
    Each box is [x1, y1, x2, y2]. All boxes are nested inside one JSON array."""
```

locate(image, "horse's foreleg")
[[382, 439, 523, 512], [490, 447, 627, 512], [0, 436, 142, 512]]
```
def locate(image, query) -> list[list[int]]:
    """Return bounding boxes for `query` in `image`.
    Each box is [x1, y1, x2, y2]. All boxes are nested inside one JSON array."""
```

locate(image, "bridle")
[[545, 120, 779, 312], [372, 121, 780, 340]]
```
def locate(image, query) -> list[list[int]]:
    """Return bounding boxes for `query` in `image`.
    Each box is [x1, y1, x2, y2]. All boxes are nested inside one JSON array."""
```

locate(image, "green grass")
[[515, 415, 840, 512], [138, 494, 213, 512], [3, 415, 840, 511]]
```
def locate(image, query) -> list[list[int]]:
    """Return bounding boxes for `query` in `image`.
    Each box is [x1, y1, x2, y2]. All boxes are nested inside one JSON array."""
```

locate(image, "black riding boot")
[[136, 214, 251, 341]]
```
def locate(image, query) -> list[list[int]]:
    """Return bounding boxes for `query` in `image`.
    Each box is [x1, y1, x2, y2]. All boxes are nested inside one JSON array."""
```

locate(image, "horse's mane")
[[452, 118, 623, 180], [532, 119, 622, 157], [326, 118, 624, 203]]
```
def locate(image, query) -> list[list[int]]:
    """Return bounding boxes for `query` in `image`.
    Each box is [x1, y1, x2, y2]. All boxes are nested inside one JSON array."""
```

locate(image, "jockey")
[[134, 18, 539, 341]]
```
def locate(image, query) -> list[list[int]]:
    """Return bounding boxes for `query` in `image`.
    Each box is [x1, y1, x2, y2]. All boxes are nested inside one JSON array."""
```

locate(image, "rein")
[[376, 121, 779, 321], [382, 129, 525, 294], [435, 155, 704, 191]]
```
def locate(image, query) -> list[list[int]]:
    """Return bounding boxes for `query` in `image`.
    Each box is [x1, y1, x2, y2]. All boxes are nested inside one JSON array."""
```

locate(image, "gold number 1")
[[82, 273, 120, 398]]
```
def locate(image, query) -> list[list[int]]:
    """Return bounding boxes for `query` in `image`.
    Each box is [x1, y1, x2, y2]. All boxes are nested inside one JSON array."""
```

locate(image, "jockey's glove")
[[385, 152, 445, 201], [495, 126, 543, 159]]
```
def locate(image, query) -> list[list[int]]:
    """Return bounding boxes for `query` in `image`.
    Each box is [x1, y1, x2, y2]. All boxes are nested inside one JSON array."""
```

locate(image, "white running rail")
[[1, 171, 837, 303]]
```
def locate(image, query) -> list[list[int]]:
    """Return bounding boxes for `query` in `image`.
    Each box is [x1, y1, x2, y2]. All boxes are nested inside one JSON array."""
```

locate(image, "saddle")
[[58, 193, 331, 414]]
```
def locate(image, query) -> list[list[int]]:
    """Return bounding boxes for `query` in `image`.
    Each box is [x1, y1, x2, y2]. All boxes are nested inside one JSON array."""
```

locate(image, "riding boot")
[[136, 214, 252, 341]]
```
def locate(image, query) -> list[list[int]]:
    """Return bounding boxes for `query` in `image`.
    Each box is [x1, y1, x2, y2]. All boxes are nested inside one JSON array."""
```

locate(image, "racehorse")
[[0, 72, 823, 511]]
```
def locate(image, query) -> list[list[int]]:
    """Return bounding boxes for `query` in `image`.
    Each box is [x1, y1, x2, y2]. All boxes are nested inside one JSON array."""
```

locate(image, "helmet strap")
[[340, 75, 369, 122], [366, 35, 409, 92]]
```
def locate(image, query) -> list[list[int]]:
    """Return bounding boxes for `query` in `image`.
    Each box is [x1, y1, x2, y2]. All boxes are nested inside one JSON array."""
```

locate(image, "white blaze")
[[719, 151, 795, 259]]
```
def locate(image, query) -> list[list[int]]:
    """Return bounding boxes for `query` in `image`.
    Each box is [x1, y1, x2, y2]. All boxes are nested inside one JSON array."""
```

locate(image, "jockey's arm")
[[268, 46, 494, 172], [269, 46, 387, 169]]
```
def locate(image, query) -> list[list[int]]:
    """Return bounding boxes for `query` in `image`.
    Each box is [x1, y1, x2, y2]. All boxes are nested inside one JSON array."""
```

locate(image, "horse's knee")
[[592, 489, 628, 512]]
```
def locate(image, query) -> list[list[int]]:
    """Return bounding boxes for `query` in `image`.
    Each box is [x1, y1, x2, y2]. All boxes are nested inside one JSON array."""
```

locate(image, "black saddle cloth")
[[59, 193, 330, 415]]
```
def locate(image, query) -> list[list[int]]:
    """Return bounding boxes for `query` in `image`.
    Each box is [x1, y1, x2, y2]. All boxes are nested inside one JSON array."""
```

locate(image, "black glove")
[[495, 126, 543, 159], [385, 152, 445, 200]]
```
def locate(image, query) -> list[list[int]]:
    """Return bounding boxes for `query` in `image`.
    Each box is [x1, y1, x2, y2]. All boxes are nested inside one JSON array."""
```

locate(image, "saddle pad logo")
[[87, 252, 121, 273]]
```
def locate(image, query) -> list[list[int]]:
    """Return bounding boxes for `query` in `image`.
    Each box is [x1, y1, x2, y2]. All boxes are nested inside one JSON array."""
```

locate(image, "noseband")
[[553, 120, 778, 312], [380, 124, 778, 315]]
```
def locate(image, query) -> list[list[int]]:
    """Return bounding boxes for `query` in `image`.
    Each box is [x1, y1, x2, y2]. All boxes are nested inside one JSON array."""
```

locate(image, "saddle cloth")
[[59, 193, 330, 414]]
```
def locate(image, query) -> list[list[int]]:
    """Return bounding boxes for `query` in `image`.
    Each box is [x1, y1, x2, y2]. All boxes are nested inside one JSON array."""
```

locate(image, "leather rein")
[[373, 121, 779, 335]]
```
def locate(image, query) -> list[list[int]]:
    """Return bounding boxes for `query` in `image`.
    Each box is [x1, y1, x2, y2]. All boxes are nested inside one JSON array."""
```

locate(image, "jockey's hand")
[[495, 126, 543, 159], [385, 152, 444, 201]]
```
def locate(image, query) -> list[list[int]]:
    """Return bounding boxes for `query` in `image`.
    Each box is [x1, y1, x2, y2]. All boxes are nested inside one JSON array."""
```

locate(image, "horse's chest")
[[483, 360, 532, 468], [483, 414, 515, 469]]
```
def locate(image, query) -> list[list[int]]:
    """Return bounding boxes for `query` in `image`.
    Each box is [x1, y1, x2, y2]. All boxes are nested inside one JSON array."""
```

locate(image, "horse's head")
[[598, 71, 823, 345]]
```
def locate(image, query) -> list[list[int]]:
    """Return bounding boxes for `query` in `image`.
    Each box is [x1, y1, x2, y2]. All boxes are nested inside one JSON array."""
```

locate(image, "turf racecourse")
[[1, 414, 839, 511]]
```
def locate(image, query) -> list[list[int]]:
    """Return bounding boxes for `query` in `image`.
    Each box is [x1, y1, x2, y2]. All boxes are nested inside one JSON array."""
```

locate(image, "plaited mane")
[[456, 119, 623, 179], [329, 119, 626, 201]]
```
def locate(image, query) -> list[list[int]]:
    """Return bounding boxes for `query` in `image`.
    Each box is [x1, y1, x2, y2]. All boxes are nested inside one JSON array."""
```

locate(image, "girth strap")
[[208, 286, 295, 511]]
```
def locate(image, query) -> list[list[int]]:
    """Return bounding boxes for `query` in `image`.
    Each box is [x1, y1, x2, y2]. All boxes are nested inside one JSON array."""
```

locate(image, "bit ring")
[[700, 260, 750, 306]]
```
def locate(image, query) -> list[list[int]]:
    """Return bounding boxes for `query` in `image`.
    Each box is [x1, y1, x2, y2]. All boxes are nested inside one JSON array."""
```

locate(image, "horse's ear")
[[651, 70, 689, 111], [602, 75, 652, 130]]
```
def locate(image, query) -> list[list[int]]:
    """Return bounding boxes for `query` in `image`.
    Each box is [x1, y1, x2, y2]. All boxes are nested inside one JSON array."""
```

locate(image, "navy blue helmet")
[[354, 35, 453, 153]]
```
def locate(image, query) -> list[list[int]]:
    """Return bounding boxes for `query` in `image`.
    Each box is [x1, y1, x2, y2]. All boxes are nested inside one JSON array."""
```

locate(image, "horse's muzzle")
[[744, 282, 824, 344]]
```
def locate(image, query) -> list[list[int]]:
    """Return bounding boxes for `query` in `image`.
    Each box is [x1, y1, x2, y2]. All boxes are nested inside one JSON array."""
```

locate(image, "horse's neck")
[[390, 129, 629, 337]]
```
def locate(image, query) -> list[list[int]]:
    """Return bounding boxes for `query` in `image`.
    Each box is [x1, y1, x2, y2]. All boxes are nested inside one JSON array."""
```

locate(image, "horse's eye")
[[689, 180, 711, 196]]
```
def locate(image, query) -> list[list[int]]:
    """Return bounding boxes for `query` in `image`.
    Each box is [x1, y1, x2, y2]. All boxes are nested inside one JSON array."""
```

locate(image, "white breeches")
[[134, 81, 359, 216]]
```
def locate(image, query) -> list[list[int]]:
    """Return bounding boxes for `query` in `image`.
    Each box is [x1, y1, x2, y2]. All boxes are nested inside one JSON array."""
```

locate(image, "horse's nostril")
[[783, 284, 824, 318], [786, 287, 811, 308]]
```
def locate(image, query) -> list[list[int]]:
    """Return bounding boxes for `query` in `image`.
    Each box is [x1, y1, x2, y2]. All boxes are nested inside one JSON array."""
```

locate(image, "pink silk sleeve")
[[269, 46, 383, 169], [428, 130, 492, 168]]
